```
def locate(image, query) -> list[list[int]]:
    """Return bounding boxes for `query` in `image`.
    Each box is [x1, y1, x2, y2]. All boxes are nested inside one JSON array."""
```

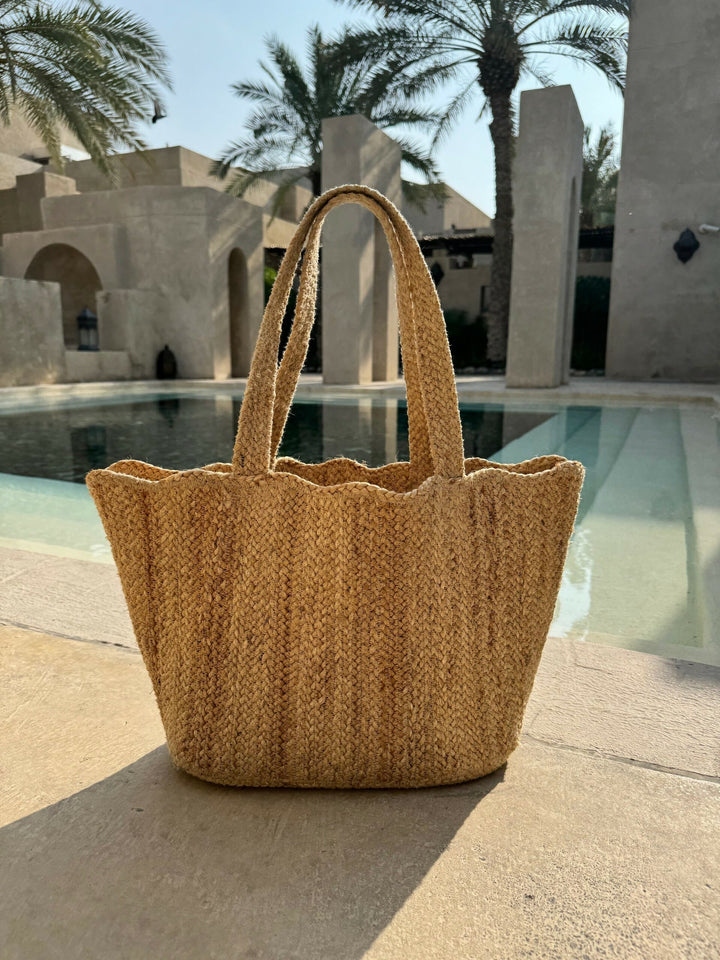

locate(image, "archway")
[[228, 248, 249, 377], [25, 244, 102, 348]]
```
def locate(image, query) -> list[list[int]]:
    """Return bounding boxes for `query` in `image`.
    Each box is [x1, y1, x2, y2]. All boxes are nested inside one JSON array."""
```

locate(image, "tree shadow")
[[1, 746, 504, 960]]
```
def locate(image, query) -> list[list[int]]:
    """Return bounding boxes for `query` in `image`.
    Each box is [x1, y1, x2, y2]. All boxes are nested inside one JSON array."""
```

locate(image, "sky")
[[122, 0, 626, 217]]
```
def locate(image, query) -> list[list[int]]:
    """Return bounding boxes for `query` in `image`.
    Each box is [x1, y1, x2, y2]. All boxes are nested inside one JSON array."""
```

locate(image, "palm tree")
[[581, 124, 619, 228], [211, 24, 445, 213], [0, 0, 170, 177], [334, 0, 630, 362]]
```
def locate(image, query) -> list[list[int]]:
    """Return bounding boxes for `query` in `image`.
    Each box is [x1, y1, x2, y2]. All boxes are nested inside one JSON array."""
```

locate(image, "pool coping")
[[1, 374, 719, 412]]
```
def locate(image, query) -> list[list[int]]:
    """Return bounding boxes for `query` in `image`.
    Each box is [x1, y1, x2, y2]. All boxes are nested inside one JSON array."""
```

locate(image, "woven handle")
[[270, 193, 429, 468], [233, 185, 465, 479], [238, 188, 436, 472]]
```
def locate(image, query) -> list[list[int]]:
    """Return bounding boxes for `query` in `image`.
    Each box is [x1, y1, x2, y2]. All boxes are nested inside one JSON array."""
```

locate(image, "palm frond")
[[215, 22, 447, 198], [518, 0, 630, 34], [431, 74, 478, 148], [402, 177, 447, 213], [523, 17, 628, 89], [0, 0, 170, 174]]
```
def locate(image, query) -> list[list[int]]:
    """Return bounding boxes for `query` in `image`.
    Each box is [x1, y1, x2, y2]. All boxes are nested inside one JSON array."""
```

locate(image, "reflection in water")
[[70, 425, 108, 475], [0, 397, 553, 483], [156, 397, 181, 428]]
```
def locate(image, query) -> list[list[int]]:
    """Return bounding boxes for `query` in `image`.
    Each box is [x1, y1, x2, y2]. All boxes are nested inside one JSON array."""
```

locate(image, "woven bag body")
[[87, 186, 584, 788]]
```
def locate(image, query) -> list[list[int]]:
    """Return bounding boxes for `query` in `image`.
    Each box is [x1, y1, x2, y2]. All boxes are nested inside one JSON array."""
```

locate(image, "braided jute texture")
[[87, 185, 584, 789]]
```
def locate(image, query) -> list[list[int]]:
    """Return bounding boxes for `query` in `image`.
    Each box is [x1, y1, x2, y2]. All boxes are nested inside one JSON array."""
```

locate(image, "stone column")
[[505, 85, 583, 388], [606, 0, 720, 381], [321, 115, 402, 384]]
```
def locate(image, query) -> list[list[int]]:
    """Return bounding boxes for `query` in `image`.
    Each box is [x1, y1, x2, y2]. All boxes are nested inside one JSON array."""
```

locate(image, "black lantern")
[[77, 308, 99, 351], [673, 228, 700, 264]]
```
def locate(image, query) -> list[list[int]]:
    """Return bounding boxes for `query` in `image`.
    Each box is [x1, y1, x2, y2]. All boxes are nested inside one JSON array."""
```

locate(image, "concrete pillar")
[[606, 0, 720, 382], [321, 115, 402, 384], [506, 86, 583, 388]]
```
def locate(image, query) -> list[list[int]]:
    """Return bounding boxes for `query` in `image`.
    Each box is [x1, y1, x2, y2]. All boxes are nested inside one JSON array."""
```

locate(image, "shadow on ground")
[[1, 746, 504, 960]]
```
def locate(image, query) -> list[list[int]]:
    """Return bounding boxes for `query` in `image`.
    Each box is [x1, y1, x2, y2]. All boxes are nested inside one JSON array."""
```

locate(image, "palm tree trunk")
[[487, 91, 514, 366]]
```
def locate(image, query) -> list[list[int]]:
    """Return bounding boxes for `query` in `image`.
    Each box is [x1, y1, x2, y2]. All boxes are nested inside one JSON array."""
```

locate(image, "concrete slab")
[[1, 626, 718, 960], [529, 639, 720, 779], [0, 545, 133, 648], [0, 626, 159, 819]]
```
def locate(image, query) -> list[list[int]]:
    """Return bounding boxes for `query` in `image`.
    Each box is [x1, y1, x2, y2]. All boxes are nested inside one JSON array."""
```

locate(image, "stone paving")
[[1, 619, 718, 959]]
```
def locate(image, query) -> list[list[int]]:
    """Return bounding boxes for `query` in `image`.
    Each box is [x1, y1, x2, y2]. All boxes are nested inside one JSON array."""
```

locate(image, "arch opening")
[[25, 244, 102, 348]]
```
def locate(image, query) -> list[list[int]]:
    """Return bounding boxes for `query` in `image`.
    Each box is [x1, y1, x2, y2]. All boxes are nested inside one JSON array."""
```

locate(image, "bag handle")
[[240, 188, 436, 473], [232, 185, 465, 479], [270, 193, 429, 469]]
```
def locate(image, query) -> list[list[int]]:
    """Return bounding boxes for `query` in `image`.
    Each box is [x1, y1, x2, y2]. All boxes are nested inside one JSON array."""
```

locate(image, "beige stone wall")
[[0, 170, 78, 244], [426, 249, 606, 322], [206, 189, 265, 378], [607, 0, 720, 381], [0, 184, 21, 235], [274, 183, 314, 223], [62, 146, 311, 223], [64, 146, 225, 194], [0, 184, 271, 379], [16, 171, 78, 232], [96, 289, 165, 378], [65, 147, 186, 193], [577, 262, 612, 279], [64, 350, 131, 382], [24, 241, 102, 347], [0, 140, 313, 384], [427, 250, 492, 319], [0, 152, 41, 191], [405, 184, 491, 237], [0, 111, 86, 162], [2, 222, 119, 295], [263, 214, 303, 250], [0, 276, 65, 386]]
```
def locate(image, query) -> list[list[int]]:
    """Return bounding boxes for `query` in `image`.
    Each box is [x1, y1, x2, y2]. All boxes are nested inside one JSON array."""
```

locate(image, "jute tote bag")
[[87, 185, 584, 789]]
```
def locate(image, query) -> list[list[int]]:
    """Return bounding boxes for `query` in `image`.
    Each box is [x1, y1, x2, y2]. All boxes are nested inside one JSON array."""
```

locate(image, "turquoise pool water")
[[1, 392, 718, 664]]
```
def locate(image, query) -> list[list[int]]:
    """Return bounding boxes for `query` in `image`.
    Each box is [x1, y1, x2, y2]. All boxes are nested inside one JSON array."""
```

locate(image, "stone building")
[[0, 115, 489, 387], [0, 122, 311, 386]]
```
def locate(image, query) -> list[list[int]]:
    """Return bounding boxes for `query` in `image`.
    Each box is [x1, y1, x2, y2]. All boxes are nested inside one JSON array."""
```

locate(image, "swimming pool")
[[1, 390, 718, 665]]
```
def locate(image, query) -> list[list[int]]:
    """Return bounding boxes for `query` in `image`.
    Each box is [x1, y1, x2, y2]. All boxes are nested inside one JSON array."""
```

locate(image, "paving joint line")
[[523, 732, 720, 784], [0, 618, 138, 655]]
